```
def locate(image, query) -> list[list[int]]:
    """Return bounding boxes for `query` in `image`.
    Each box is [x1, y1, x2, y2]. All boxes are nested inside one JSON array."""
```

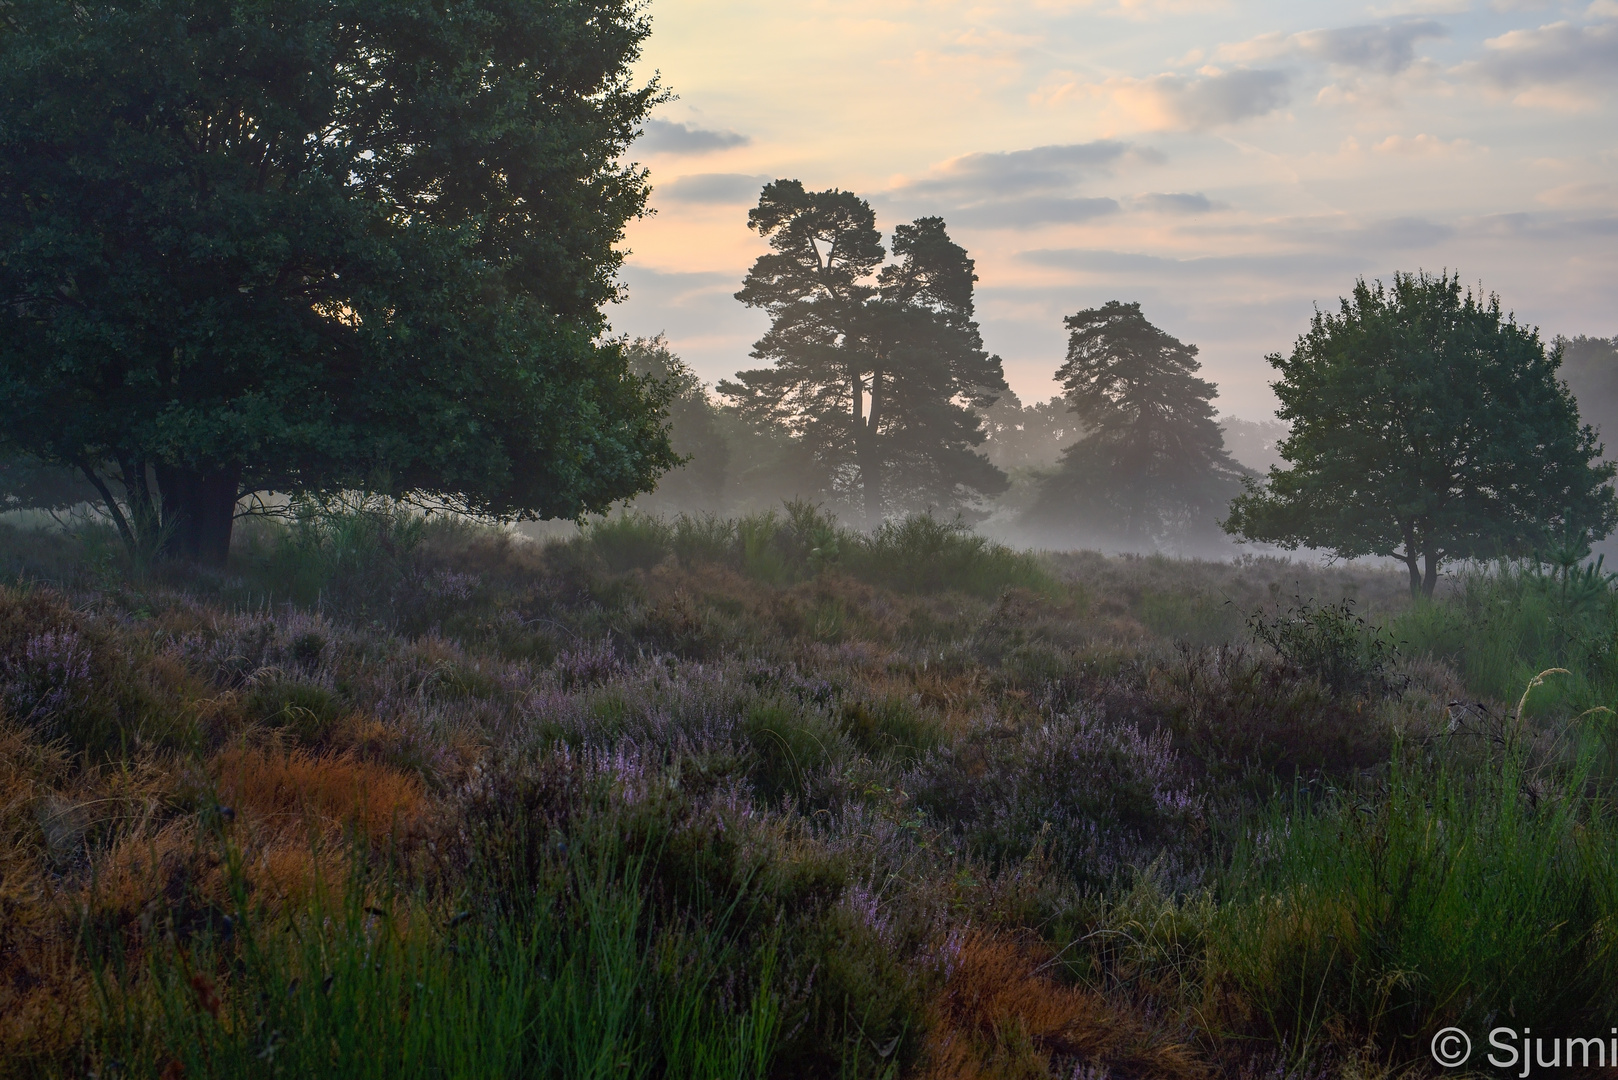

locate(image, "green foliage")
[[1248, 597, 1398, 699], [1391, 558, 1618, 711], [577, 504, 1051, 599], [1226, 271, 1618, 595], [585, 512, 676, 573], [87, 830, 781, 1080], [242, 680, 344, 745], [1029, 302, 1246, 547], [0, 0, 675, 563], [1213, 743, 1618, 1055], [846, 514, 1054, 597], [721, 183, 1007, 523]]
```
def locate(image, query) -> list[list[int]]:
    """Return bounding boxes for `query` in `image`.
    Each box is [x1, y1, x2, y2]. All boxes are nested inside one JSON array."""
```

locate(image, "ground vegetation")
[[0, 506, 1614, 1078]]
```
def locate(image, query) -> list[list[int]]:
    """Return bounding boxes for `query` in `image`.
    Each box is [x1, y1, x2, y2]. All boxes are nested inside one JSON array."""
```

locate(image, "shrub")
[[911, 710, 1203, 892], [242, 679, 345, 745], [1249, 596, 1398, 699], [585, 511, 674, 573], [847, 515, 1055, 598]]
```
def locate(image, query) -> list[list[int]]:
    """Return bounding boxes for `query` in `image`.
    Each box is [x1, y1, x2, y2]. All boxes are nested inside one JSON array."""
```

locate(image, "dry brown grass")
[[212, 744, 428, 842], [919, 932, 1206, 1080]]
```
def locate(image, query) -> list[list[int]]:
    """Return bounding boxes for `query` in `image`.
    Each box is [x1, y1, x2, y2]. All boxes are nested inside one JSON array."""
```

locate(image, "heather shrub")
[[911, 710, 1203, 891], [1151, 645, 1392, 806], [0, 587, 182, 759]]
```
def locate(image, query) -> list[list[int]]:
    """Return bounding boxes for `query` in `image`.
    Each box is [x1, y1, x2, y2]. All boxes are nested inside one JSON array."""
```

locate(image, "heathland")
[[2, 504, 1616, 1078]]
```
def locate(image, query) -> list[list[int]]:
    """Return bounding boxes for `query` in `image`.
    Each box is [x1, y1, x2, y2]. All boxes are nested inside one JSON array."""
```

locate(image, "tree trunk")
[[1401, 525, 1422, 597], [853, 369, 883, 529], [155, 464, 241, 565], [1422, 546, 1440, 598]]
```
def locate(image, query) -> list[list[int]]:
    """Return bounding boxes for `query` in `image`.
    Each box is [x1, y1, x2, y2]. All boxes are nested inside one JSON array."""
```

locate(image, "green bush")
[[1249, 596, 1397, 699], [1392, 560, 1618, 712], [846, 514, 1055, 598], [585, 512, 674, 573], [743, 698, 848, 804], [243, 679, 345, 744]]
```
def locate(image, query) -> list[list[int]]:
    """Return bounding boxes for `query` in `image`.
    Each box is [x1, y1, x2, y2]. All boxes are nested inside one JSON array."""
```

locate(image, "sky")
[[609, 0, 1618, 421]]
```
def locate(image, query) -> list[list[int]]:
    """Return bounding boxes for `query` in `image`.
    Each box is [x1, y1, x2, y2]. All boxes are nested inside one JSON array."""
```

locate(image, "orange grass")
[[920, 932, 1205, 1080], [212, 745, 428, 841]]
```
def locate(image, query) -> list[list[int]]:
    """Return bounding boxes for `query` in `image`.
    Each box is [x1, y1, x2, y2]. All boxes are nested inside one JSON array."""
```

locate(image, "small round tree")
[[0, 0, 676, 563], [1225, 271, 1617, 596]]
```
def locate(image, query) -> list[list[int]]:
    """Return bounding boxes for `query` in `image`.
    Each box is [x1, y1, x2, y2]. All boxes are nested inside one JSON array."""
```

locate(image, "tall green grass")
[[1210, 736, 1618, 1061], [85, 830, 780, 1080], [1392, 559, 1618, 713]]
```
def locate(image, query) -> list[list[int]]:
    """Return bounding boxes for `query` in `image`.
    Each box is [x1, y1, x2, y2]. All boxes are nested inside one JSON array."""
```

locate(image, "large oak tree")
[[0, 0, 676, 562], [720, 182, 1006, 524], [1225, 272, 1617, 595]]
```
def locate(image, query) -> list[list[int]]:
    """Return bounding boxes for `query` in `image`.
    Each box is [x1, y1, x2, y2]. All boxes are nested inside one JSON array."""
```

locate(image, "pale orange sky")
[[609, 0, 1618, 419]]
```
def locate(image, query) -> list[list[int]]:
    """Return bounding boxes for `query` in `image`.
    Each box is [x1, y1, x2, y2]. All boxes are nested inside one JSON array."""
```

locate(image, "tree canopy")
[[1225, 272, 1617, 595], [720, 181, 1006, 524], [0, 0, 676, 562], [1027, 302, 1244, 547]]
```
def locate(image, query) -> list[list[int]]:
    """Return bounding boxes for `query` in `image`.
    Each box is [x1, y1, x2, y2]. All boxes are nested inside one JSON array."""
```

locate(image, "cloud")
[[1293, 21, 1447, 73], [657, 173, 771, 204], [1460, 19, 1618, 106], [638, 119, 751, 155], [1537, 181, 1618, 207], [1372, 133, 1479, 155], [1019, 247, 1362, 279], [1094, 68, 1291, 130], [883, 140, 1152, 229], [1223, 21, 1446, 74], [951, 197, 1121, 228], [901, 141, 1143, 201], [1133, 192, 1216, 213]]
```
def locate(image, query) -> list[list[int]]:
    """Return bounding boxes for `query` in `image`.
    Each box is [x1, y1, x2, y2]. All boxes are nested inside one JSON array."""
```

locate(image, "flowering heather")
[[2, 629, 91, 732]]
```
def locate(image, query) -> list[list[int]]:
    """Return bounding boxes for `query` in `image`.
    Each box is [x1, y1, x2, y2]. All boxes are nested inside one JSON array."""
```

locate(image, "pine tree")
[[719, 182, 1006, 524], [1028, 302, 1244, 547]]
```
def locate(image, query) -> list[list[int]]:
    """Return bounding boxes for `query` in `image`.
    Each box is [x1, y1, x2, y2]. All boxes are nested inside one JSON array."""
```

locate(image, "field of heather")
[[2, 503, 1615, 1079]]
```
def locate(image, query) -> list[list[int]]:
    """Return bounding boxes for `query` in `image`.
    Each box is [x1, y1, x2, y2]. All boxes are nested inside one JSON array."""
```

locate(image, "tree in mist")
[[1557, 335, 1618, 452], [720, 182, 1007, 523], [1225, 272, 1617, 596], [622, 337, 729, 511], [1027, 302, 1245, 546], [979, 390, 1081, 471], [1218, 417, 1290, 475], [0, 0, 674, 563]]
